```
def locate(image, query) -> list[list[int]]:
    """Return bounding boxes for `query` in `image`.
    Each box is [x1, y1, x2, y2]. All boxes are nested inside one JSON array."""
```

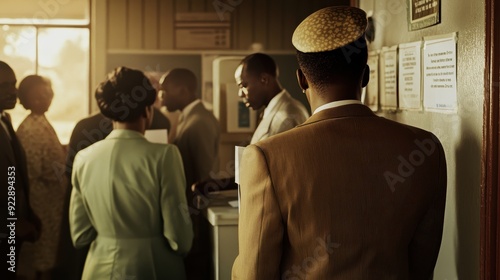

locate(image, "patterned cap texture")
[[292, 6, 368, 53]]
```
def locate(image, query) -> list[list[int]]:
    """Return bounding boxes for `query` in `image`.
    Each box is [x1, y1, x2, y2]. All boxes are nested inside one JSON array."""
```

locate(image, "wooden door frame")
[[481, 0, 500, 279]]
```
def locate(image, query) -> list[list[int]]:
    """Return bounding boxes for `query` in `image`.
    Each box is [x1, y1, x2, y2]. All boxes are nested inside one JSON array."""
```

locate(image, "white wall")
[[360, 0, 484, 279]]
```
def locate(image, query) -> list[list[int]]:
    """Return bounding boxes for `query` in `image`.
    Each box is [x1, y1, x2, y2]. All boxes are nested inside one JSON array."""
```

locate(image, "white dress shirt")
[[313, 99, 363, 115]]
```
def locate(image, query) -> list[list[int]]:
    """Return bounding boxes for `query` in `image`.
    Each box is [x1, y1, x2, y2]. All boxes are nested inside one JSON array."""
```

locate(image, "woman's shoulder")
[[16, 114, 34, 131], [16, 114, 47, 140], [144, 141, 180, 156]]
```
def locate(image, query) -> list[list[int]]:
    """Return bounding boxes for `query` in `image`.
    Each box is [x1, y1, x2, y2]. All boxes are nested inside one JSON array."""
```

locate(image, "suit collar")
[[106, 129, 146, 140], [189, 101, 206, 115], [299, 104, 376, 127], [258, 91, 288, 129], [0, 119, 14, 162], [0, 112, 26, 168], [0, 112, 12, 141], [313, 99, 363, 115], [251, 90, 294, 143], [181, 99, 202, 119], [260, 90, 292, 125], [263, 89, 287, 119]]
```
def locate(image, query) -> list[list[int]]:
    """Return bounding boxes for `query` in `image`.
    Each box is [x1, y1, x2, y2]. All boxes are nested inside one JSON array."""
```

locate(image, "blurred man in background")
[[160, 68, 220, 280]]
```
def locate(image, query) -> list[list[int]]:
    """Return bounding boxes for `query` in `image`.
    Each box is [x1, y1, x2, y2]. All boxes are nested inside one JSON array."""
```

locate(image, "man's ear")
[[260, 73, 269, 85], [296, 69, 309, 93], [142, 105, 148, 118], [362, 65, 370, 88], [143, 104, 154, 122]]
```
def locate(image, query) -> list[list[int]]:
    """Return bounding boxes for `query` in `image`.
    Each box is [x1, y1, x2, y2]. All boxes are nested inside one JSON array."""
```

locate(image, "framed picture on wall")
[[407, 0, 440, 30]]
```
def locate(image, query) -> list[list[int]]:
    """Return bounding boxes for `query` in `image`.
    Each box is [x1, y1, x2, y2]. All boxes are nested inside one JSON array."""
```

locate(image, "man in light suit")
[[0, 61, 40, 280], [232, 6, 447, 280], [160, 68, 220, 280], [234, 53, 309, 144], [192, 55, 311, 197]]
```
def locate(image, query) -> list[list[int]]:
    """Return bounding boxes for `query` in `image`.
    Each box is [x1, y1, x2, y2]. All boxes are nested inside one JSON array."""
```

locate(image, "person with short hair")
[[234, 53, 309, 144], [160, 68, 220, 194], [232, 7, 447, 280], [54, 69, 173, 280], [54, 68, 170, 280], [16, 74, 66, 280], [69, 66, 193, 280], [160, 68, 220, 280]]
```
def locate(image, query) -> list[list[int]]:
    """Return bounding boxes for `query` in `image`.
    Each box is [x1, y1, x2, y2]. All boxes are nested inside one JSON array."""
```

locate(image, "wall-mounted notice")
[[380, 46, 398, 110], [398, 41, 422, 110], [423, 33, 457, 113], [408, 0, 440, 31], [366, 51, 379, 112]]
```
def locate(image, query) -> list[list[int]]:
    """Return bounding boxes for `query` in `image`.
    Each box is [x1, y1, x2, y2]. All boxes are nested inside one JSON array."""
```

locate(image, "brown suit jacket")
[[232, 104, 447, 280]]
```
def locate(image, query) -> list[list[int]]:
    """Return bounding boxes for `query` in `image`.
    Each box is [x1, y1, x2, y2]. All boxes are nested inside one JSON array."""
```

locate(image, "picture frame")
[[407, 0, 441, 31]]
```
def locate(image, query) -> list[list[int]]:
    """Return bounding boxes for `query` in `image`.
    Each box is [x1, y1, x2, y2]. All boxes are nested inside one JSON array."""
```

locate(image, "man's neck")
[[264, 84, 283, 107], [308, 84, 361, 113], [180, 97, 197, 112]]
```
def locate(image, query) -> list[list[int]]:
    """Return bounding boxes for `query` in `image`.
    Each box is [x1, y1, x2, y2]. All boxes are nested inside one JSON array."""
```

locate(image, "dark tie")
[[1, 115, 22, 162], [1, 114, 29, 218]]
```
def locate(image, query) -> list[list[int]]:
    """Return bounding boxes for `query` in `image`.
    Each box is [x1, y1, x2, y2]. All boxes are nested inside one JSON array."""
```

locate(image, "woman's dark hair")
[[95, 67, 157, 122], [18, 75, 52, 110], [296, 36, 368, 91]]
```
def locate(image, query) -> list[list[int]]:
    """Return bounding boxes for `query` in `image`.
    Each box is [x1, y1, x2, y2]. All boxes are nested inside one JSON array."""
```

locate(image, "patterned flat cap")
[[292, 6, 367, 53]]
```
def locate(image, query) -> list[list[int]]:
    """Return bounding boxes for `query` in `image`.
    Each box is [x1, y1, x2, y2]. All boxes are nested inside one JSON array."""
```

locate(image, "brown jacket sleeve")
[[408, 139, 447, 279], [232, 145, 284, 280]]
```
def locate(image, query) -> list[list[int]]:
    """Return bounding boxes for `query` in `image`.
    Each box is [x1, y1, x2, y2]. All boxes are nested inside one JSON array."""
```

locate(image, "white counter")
[[206, 206, 239, 280]]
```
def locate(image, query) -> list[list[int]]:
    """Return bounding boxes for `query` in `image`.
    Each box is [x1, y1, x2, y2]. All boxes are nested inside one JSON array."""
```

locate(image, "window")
[[0, 0, 90, 144]]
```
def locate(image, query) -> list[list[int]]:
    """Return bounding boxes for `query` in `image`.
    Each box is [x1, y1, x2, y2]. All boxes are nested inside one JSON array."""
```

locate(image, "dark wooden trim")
[[481, 0, 500, 279]]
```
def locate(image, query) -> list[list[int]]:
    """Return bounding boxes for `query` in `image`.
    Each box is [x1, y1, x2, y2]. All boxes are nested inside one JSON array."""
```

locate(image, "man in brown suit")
[[232, 6, 447, 280]]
